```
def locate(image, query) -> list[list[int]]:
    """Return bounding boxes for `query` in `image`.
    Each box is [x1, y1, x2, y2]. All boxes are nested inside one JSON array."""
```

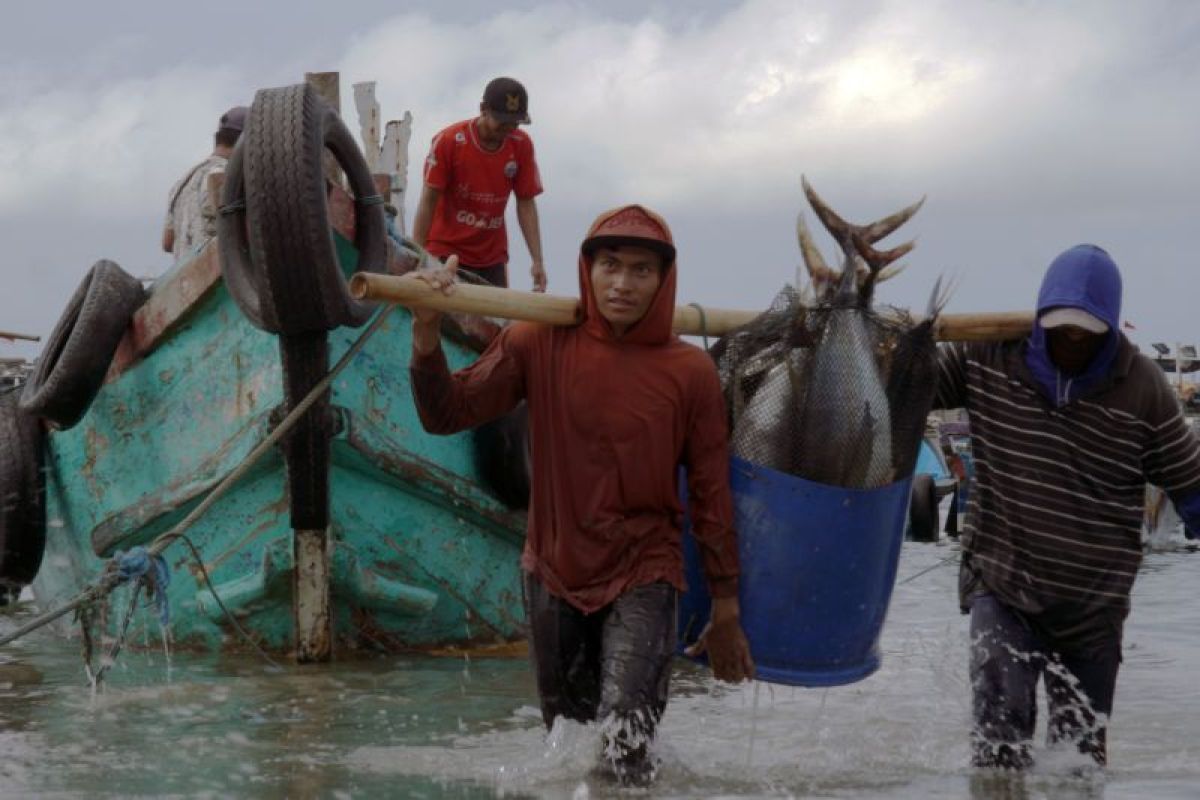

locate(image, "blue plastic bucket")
[[679, 457, 913, 687]]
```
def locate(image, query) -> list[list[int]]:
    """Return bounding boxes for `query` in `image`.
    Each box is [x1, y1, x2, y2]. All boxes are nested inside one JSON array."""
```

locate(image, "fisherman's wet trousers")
[[969, 594, 1120, 769], [522, 574, 677, 784]]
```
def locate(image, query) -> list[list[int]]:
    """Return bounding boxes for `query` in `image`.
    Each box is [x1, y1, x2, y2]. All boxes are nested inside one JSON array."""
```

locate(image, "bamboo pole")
[[931, 311, 1033, 343], [351, 273, 582, 326], [349, 273, 1034, 342]]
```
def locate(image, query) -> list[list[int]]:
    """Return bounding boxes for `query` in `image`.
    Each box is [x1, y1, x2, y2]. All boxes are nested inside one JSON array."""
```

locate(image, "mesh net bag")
[[710, 285, 938, 489]]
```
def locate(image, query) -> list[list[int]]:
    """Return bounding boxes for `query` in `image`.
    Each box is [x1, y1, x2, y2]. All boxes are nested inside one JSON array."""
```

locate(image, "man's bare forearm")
[[412, 185, 441, 247], [516, 197, 543, 262], [412, 317, 442, 357]]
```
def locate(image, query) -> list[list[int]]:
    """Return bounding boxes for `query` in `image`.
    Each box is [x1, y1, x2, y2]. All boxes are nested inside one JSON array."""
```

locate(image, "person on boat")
[[161, 105, 247, 265], [934, 243, 1200, 770], [411, 76, 546, 292], [407, 204, 754, 786]]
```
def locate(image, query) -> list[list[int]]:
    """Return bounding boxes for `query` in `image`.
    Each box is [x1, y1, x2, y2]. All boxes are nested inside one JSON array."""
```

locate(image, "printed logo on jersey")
[[454, 131, 466, 144], [504, 160, 518, 179], [456, 210, 504, 230]]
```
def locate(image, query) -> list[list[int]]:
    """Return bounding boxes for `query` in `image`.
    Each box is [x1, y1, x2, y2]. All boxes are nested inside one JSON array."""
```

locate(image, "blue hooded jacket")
[[1023, 244, 1122, 407], [1023, 244, 1200, 537]]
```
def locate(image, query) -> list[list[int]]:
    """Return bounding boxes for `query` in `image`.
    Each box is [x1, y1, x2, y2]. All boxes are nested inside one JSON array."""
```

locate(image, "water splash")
[[746, 680, 761, 768]]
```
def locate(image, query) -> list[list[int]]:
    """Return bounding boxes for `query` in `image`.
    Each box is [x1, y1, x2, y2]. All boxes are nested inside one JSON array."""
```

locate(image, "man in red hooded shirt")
[[408, 204, 753, 786]]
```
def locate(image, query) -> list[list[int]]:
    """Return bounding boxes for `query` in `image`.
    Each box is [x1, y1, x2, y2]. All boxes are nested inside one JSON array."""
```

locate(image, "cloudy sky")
[[1, 0, 1197, 361]]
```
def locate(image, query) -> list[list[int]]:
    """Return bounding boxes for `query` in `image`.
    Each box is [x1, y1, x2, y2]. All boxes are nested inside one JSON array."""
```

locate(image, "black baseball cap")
[[218, 106, 248, 133], [482, 77, 531, 124]]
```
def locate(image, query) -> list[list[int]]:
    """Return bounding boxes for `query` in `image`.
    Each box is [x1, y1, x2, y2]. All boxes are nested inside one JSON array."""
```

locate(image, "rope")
[[176, 533, 282, 670], [356, 194, 385, 206], [84, 582, 141, 687], [0, 303, 398, 650], [78, 547, 172, 686], [688, 303, 711, 351], [897, 551, 960, 585]]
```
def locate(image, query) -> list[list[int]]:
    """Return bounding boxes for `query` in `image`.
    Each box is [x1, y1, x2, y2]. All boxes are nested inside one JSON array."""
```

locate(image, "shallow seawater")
[[1, 537, 1197, 799]]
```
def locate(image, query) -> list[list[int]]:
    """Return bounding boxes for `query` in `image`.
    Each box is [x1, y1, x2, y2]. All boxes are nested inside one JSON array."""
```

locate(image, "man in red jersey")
[[411, 76, 546, 292], [408, 205, 754, 787]]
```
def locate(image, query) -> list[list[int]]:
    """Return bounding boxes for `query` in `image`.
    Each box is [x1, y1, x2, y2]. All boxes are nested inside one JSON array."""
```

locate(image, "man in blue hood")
[[933, 244, 1200, 770], [1024, 244, 1123, 407]]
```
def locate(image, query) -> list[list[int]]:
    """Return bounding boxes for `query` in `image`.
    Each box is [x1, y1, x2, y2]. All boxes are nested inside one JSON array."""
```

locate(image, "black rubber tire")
[[225, 82, 386, 334], [0, 392, 46, 588], [279, 334, 331, 529], [19, 259, 146, 428], [472, 402, 532, 510], [909, 473, 939, 543], [217, 141, 274, 330]]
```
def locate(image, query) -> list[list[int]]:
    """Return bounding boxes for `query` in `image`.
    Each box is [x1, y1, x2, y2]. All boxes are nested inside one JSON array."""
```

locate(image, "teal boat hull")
[[31, 233, 527, 654]]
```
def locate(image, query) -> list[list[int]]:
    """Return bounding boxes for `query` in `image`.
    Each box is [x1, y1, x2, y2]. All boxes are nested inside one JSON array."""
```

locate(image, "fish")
[[725, 177, 939, 489], [729, 347, 808, 472], [885, 275, 948, 478]]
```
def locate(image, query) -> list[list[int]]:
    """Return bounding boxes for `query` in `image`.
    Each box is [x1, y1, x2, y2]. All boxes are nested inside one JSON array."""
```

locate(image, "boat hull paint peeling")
[[32, 228, 527, 655]]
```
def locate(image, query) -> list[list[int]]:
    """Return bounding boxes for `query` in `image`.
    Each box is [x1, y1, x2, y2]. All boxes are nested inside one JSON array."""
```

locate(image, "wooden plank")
[[352, 82, 381, 173], [0, 330, 39, 342], [380, 112, 413, 235], [107, 171, 229, 378], [304, 71, 341, 113], [293, 528, 332, 662], [305, 71, 343, 187]]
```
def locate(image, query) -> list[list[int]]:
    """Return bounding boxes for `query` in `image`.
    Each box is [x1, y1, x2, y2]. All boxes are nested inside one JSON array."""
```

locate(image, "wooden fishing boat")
[[13, 75, 529, 659]]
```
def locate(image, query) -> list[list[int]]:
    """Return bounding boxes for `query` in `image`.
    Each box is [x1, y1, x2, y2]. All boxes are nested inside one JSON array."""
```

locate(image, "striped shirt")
[[935, 336, 1200, 654]]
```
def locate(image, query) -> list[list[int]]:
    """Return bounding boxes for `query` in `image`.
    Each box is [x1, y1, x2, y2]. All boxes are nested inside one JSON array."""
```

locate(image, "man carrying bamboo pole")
[[407, 204, 753, 787], [934, 244, 1200, 770]]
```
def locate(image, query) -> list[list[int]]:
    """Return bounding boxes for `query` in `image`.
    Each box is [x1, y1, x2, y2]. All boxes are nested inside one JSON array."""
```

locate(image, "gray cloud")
[[2, 0, 1198, 361]]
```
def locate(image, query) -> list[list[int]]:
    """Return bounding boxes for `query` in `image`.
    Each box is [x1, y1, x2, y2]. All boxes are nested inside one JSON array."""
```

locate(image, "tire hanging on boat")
[[0, 391, 46, 593], [279, 333, 333, 530], [218, 82, 388, 334], [217, 142, 272, 330], [19, 259, 146, 428]]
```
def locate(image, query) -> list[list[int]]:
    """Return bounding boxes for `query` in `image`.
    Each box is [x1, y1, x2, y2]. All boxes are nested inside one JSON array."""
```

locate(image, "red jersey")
[[422, 118, 543, 268]]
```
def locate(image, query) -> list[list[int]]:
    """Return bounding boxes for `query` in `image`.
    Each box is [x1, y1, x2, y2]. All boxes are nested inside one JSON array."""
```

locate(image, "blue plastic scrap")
[[112, 546, 172, 626]]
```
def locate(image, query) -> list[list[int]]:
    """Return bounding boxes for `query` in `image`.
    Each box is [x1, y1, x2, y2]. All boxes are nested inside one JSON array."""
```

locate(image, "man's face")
[[1046, 325, 1106, 374], [476, 109, 519, 142], [589, 245, 664, 336]]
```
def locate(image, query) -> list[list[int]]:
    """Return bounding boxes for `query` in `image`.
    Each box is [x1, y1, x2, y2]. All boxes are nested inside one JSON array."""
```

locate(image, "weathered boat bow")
[[27, 74, 531, 660]]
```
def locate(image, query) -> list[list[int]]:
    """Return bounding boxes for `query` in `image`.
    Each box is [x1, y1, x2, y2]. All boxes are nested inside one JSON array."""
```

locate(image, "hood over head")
[[578, 205, 678, 345], [1024, 244, 1123, 406]]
